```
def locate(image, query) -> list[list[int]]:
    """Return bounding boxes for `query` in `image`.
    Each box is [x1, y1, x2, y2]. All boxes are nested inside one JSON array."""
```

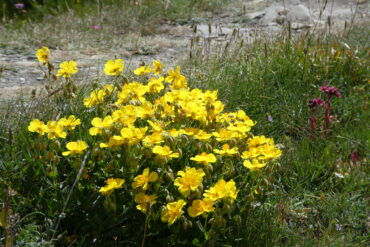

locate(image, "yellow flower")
[[136, 102, 154, 119], [118, 126, 147, 145], [152, 145, 179, 159], [166, 128, 182, 138], [36, 46, 50, 64], [174, 167, 205, 196], [104, 59, 124, 76], [84, 89, 106, 108], [112, 106, 137, 126], [260, 144, 282, 160], [243, 159, 267, 171], [247, 136, 273, 147], [134, 65, 151, 76], [45, 121, 67, 139], [132, 168, 158, 190], [165, 66, 187, 89], [62, 140, 88, 156], [56, 60, 78, 78], [103, 84, 115, 95], [147, 77, 165, 93], [134, 193, 157, 213], [115, 82, 148, 105], [203, 179, 238, 202], [180, 127, 199, 136], [28, 119, 48, 135], [161, 199, 186, 225], [99, 178, 125, 196], [58, 115, 81, 131], [212, 129, 236, 141], [190, 152, 217, 165], [89, 116, 113, 136], [193, 130, 213, 141], [143, 132, 164, 146], [187, 199, 214, 218], [213, 144, 239, 156], [100, 136, 124, 149], [151, 60, 164, 75]]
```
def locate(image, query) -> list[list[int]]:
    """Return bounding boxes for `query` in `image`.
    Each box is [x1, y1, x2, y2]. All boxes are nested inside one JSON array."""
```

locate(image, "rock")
[[260, 5, 286, 25], [286, 4, 312, 23], [355, 0, 367, 4], [247, 11, 266, 20], [291, 23, 313, 30]]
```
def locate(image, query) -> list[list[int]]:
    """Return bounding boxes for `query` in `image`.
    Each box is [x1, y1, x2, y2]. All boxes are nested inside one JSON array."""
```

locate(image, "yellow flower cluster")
[[28, 54, 282, 227], [28, 115, 81, 140], [80, 59, 281, 225]]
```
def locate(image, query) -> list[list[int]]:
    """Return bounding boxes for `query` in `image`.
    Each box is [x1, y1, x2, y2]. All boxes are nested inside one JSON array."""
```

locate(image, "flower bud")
[[166, 194, 174, 202], [54, 140, 61, 149], [166, 170, 174, 181], [53, 156, 60, 164], [46, 152, 54, 160]]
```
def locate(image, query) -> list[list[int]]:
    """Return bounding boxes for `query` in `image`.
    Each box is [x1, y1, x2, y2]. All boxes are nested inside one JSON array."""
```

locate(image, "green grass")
[[0, 0, 228, 53], [184, 26, 369, 246], [0, 3, 369, 247]]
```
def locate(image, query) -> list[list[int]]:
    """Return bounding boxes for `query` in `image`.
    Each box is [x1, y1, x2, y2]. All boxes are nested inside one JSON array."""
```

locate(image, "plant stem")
[[50, 151, 90, 242], [324, 95, 331, 130]]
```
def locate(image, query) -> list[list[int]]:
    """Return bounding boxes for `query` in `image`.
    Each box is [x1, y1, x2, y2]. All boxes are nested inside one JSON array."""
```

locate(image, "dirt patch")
[[0, 0, 368, 99]]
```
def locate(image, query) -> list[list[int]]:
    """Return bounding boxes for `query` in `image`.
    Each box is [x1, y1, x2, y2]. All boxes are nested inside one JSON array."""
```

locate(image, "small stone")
[[275, 15, 286, 24]]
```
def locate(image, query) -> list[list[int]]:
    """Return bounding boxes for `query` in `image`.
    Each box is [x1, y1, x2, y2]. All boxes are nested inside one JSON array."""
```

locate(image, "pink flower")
[[15, 3, 25, 9], [92, 25, 101, 30], [352, 150, 359, 163], [319, 85, 341, 98], [308, 98, 324, 109]]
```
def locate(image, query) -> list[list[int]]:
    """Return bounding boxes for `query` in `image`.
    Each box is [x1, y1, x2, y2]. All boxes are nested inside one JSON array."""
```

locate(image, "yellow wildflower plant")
[[58, 115, 81, 131], [28, 119, 48, 135], [161, 199, 186, 225], [187, 199, 214, 218], [190, 152, 217, 165], [203, 179, 238, 202], [28, 54, 283, 232], [132, 168, 158, 190], [89, 116, 113, 136], [152, 145, 179, 159], [134, 65, 151, 76], [56, 60, 78, 78], [104, 59, 124, 76], [62, 140, 88, 156], [36, 46, 50, 64], [174, 167, 205, 197], [99, 178, 125, 196], [45, 121, 67, 139], [134, 193, 157, 213]]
